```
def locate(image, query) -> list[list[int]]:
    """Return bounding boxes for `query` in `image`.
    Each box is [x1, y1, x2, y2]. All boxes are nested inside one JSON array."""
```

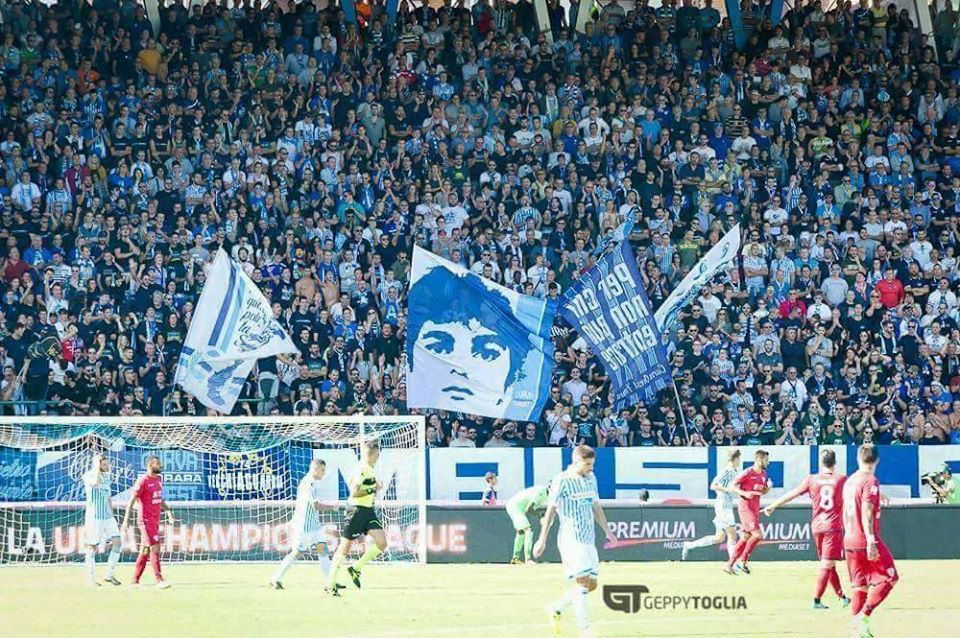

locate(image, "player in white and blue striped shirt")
[[82, 454, 122, 587], [681, 448, 742, 562], [534, 445, 616, 637], [271, 459, 339, 591]]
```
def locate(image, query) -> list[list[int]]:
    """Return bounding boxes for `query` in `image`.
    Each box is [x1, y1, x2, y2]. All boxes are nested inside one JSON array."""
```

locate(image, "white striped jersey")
[[292, 475, 324, 534], [548, 469, 600, 544], [83, 470, 112, 522], [715, 467, 738, 509]]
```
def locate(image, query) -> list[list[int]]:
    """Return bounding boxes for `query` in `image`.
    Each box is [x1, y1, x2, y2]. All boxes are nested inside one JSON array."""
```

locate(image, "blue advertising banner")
[[199, 447, 289, 501], [0, 447, 36, 501], [4, 445, 957, 505], [561, 242, 672, 408]]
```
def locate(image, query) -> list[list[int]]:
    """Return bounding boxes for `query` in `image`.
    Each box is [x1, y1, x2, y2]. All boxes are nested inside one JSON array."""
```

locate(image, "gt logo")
[[602, 585, 650, 613]]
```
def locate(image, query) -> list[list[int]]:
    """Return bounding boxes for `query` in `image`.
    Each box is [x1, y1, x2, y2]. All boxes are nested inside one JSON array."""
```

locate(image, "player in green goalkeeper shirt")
[[505, 484, 549, 564]]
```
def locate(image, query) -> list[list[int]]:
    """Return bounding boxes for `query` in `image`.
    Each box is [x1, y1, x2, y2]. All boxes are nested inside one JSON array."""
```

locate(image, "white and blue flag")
[[176, 249, 298, 413], [654, 224, 741, 332], [406, 246, 557, 421]]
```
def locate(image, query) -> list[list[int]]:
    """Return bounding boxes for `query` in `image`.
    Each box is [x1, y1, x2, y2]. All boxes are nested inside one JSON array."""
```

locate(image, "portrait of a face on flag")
[[406, 246, 557, 421]]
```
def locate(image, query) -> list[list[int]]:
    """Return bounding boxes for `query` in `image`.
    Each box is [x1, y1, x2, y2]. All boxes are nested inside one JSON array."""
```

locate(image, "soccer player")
[[682, 449, 741, 562], [82, 453, 122, 586], [481, 471, 498, 505], [504, 483, 549, 564], [327, 441, 387, 594], [843, 445, 898, 638], [725, 449, 771, 575], [763, 449, 850, 609], [271, 459, 339, 591], [121, 455, 175, 589], [533, 445, 617, 638]]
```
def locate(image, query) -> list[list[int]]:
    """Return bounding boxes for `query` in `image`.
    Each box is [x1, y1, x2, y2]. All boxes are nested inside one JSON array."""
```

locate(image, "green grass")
[[0, 560, 956, 638]]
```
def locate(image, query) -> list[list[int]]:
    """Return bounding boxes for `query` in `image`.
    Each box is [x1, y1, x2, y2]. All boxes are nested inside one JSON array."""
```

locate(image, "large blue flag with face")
[[406, 246, 557, 421], [561, 242, 672, 409]]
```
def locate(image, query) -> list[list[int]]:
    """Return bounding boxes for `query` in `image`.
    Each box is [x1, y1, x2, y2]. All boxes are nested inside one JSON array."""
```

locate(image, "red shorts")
[[136, 520, 161, 547], [738, 506, 760, 533], [814, 530, 843, 561], [845, 541, 898, 588]]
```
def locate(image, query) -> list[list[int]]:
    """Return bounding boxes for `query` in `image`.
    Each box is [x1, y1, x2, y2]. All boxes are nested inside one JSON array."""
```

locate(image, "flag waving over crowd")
[[654, 224, 742, 332], [176, 249, 298, 413], [561, 242, 672, 409], [406, 246, 557, 421]]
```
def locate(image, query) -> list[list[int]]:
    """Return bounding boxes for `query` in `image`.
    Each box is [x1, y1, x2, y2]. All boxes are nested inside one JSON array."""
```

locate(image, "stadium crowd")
[[2, 0, 960, 449]]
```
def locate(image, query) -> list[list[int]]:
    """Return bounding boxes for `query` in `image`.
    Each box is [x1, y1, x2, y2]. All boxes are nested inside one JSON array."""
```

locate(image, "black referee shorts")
[[343, 505, 383, 540]]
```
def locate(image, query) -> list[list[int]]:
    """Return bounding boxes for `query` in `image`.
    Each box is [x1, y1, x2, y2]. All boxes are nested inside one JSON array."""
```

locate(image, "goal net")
[[0, 416, 426, 565]]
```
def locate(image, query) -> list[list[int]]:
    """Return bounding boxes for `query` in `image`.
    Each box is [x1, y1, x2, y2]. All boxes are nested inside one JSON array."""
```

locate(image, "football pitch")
[[1, 560, 956, 638]]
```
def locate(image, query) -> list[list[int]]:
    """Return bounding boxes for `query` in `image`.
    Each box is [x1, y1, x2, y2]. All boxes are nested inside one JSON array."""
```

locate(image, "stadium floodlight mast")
[[0, 416, 427, 567]]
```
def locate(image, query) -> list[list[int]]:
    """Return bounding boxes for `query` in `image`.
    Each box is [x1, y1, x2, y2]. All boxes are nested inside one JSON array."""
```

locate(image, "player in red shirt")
[[122, 455, 175, 588], [725, 449, 771, 575], [843, 445, 898, 638], [763, 449, 850, 609]]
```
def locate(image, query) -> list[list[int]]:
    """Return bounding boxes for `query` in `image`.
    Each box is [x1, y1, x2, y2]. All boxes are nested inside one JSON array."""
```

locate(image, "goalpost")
[[0, 416, 426, 566]]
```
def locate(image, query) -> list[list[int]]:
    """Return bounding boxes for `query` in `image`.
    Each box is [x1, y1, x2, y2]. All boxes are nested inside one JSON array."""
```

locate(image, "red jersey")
[[799, 472, 846, 533], [135, 473, 164, 526], [734, 467, 768, 517], [874, 278, 904, 308], [842, 470, 881, 551]]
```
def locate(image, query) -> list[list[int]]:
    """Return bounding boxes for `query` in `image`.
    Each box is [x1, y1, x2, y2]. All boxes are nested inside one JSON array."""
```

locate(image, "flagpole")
[[671, 376, 689, 431]]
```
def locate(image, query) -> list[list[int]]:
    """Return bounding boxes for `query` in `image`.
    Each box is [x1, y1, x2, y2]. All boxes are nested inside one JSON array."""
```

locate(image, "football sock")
[[512, 533, 524, 560], [829, 567, 844, 597], [273, 552, 296, 583], [742, 535, 762, 563], [863, 581, 895, 616], [318, 554, 331, 578], [850, 589, 867, 615], [687, 535, 718, 550], [727, 539, 746, 566], [569, 585, 591, 630], [106, 548, 121, 579], [150, 552, 163, 581], [523, 531, 533, 561], [726, 538, 736, 561], [815, 567, 831, 600], [327, 551, 345, 588], [133, 553, 148, 583], [354, 544, 382, 571], [84, 549, 96, 582]]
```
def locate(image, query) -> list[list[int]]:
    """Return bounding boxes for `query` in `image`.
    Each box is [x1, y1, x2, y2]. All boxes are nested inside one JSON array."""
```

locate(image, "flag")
[[406, 246, 557, 421], [593, 207, 637, 257], [654, 224, 741, 332], [561, 241, 672, 409], [175, 249, 298, 413]]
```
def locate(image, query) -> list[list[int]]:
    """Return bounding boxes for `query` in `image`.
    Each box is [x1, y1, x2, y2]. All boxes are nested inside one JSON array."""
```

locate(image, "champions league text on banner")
[[175, 249, 299, 413], [406, 246, 558, 421], [654, 224, 741, 333], [561, 242, 672, 409]]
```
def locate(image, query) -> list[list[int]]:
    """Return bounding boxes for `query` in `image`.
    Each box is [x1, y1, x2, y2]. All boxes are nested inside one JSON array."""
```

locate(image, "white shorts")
[[292, 528, 327, 552], [713, 506, 736, 533], [506, 505, 532, 531], [84, 517, 121, 547], [558, 530, 599, 580]]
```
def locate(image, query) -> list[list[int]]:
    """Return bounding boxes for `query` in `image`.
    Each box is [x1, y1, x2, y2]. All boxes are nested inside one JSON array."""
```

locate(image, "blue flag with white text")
[[561, 242, 672, 409]]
